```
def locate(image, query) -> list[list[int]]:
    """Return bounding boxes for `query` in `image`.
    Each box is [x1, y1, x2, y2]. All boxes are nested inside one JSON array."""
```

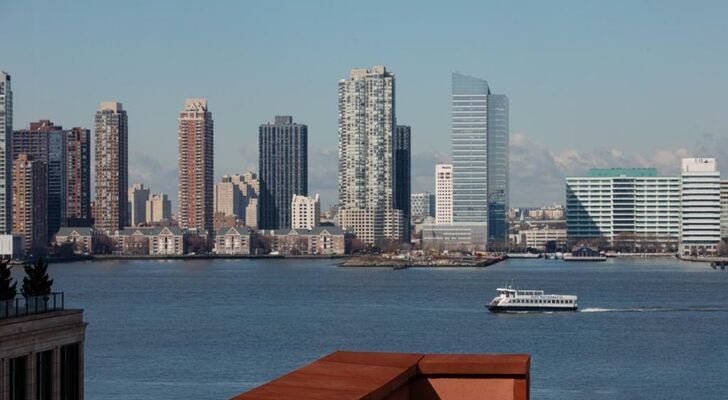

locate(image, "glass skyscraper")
[[450, 72, 509, 246]]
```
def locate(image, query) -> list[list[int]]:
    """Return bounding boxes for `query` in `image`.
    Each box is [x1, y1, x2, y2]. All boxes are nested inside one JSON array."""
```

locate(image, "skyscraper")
[[337, 66, 402, 244], [94, 101, 128, 232], [451, 72, 508, 246], [680, 158, 721, 255], [13, 120, 67, 238], [178, 98, 214, 234], [435, 163, 453, 225], [393, 125, 411, 243], [0, 72, 12, 234], [486, 94, 509, 244], [12, 154, 47, 255], [128, 183, 150, 226], [65, 127, 91, 226], [258, 116, 307, 230]]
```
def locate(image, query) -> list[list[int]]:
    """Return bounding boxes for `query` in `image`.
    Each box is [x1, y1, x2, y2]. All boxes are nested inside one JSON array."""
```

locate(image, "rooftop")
[[231, 351, 530, 400], [586, 168, 658, 178]]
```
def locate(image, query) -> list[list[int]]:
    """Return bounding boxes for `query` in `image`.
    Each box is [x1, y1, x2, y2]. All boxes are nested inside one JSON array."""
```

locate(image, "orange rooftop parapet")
[[231, 351, 530, 400]]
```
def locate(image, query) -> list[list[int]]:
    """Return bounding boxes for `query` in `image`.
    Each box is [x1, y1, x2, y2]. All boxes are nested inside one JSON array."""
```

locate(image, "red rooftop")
[[231, 351, 530, 400]]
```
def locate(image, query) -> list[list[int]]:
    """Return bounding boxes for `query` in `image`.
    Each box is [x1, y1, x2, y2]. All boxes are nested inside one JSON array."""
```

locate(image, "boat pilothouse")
[[487, 287, 578, 313]]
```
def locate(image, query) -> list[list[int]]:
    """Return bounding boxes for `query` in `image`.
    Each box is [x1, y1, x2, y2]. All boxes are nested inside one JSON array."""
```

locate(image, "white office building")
[[435, 163, 453, 225], [292, 193, 320, 230], [411, 192, 435, 220], [721, 180, 728, 240], [566, 168, 682, 247], [680, 158, 721, 255]]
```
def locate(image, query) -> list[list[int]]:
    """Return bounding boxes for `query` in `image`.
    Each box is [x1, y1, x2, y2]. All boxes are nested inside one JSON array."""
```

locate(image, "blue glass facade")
[[451, 73, 508, 246]]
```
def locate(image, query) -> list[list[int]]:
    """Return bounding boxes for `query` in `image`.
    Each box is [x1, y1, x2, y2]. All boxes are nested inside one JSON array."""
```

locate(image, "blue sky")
[[2, 0, 727, 207]]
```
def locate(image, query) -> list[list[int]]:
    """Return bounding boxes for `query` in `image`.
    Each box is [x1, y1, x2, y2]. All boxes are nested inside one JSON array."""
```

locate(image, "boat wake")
[[580, 306, 728, 313]]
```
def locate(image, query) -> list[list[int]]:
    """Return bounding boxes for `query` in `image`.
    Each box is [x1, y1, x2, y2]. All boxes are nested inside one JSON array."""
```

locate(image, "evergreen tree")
[[21, 257, 53, 297], [0, 259, 17, 301]]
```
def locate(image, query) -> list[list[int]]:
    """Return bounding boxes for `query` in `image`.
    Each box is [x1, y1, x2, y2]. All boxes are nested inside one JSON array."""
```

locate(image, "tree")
[[21, 258, 53, 298], [0, 259, 17, 301]]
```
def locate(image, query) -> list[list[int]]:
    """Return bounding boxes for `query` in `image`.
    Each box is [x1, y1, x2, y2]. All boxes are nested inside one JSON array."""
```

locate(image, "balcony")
[[0, 292, 64, 320], [231, 351, 530, 400]]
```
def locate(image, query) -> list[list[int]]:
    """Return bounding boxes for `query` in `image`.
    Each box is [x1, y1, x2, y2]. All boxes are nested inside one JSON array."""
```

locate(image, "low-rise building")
[[215, 226, 254, 255], [111, 227, 186, 255], [148, 227, 186, 255], [261, 226, 350, 255], [517, 228, 567, 250], [54, 227, 96, 254]]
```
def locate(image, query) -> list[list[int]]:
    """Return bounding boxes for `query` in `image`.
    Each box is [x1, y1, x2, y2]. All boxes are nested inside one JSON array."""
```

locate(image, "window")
[[61, 343, 80, 400], [9, 356, 27, 400], [37, 350, 53, 400]]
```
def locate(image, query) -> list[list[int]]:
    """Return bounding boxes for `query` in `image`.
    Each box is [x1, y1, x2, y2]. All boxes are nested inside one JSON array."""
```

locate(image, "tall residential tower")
[[0, 72, 12, 234], [178, 98, 214, 234], [393, 125, 411, 243], [337, 66, 402, 244], [258, 116, 307, 229], [94, 102, 128, 232]]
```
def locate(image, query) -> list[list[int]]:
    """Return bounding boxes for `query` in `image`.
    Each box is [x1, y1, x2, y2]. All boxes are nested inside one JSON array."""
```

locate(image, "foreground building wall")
[[0, 309, 87, 400]]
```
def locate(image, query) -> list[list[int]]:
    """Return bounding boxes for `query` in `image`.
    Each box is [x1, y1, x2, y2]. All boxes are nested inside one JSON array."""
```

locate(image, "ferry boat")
[[487, 287, 578, 313]]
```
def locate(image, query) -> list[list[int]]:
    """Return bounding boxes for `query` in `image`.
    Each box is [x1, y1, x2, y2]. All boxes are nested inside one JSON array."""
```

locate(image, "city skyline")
[[3, 1, 727, 208]]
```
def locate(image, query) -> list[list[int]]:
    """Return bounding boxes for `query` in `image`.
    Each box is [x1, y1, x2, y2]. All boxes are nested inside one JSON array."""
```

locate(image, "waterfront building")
[[337, 66, 402, 244], [111, 226, 186, 255], [94, 101, 128, 233], [214, 175, 243, 217], [721, 180, 728, 239], [393, 125, 411, 243], [261, 226, 350, 255], [12, 154, 48, 256], [516, 228, 567, 251], [411, 192, 435, 220], [451, 72, 509, 247], [680, 158, 721, 255], [0, 301, 86, 400], [65, 127, 92, 226], [566, 168, 681, 248], [214, 226, 254, 255], [0, 72, 12, 234], [259, 116, 307, 230], [12, 120, 67, 238], [435, 163, 453, 225], [145, 193, 171, 224], [291, 193, 320, 230], [178, 98, 214, 235], [54, 227, 97, 254], [128, 183, 150, 226]]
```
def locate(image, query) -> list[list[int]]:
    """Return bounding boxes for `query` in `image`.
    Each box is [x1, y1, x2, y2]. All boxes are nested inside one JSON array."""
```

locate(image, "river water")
[[45, 257, 728, 399]]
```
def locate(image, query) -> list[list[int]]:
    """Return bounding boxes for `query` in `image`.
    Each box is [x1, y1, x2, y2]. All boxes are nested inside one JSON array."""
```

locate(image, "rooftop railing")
[[0, 292, 64, 320]]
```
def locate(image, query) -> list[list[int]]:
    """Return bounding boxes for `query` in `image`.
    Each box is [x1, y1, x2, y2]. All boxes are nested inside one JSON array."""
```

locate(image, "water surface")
[[46, 258, 728, 399]]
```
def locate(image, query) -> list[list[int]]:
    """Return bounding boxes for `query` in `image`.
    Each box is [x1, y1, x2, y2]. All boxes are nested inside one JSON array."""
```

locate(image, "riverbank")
[[24, 253, 348, 265], [339, 255, 505, 268]]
